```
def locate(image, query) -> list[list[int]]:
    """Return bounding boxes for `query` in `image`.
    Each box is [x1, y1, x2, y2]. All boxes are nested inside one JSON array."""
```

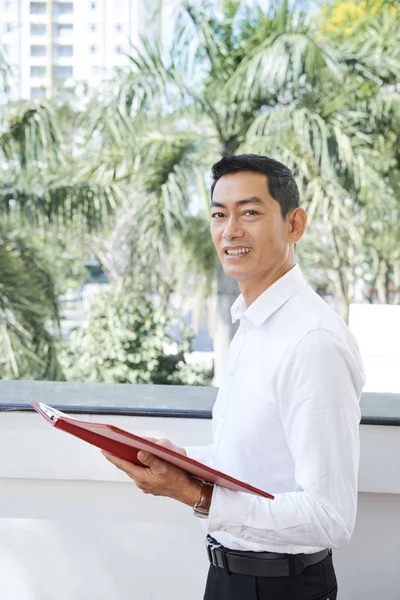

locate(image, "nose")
[[222, 216, 244, 240]]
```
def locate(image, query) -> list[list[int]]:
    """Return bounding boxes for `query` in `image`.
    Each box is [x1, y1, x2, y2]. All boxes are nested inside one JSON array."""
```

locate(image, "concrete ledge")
[[1, 381, 399, 425]]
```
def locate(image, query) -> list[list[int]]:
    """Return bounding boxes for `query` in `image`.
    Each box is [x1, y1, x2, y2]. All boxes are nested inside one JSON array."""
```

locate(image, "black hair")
[[210, 154, 300, 218]]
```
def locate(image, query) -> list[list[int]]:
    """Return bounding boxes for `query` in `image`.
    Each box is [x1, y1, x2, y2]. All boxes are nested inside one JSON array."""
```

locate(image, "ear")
[[287, 208, 307, 244]]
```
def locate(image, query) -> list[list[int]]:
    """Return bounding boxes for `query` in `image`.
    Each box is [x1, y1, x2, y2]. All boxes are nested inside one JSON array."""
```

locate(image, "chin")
[[222, 266, 251, 281]]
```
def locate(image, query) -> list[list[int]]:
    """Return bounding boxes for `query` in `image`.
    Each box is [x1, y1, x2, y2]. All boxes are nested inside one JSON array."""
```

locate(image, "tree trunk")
[[376, 260, 390, 304], [329, 228, 353, 323], [328, 268, 350, 324], [336, 288, 350, 324], [213, 265, 239, 385], [392, 260, 400, 305]]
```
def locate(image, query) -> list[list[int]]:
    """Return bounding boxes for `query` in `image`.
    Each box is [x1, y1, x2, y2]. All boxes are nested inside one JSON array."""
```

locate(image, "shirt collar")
[[230, 265, 307, 325]]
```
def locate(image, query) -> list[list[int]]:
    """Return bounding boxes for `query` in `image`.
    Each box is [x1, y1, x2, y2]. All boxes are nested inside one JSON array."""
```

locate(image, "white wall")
[[1, 412, 400, 599], [349, 304, 400, 394]]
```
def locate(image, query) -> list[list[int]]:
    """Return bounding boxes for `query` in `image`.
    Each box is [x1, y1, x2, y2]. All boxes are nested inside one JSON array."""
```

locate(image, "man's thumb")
[[137, 450, 152, 465]]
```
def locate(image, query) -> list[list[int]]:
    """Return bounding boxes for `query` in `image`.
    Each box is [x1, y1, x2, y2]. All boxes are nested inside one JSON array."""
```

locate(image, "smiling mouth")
[[224, 247, 252, 256]]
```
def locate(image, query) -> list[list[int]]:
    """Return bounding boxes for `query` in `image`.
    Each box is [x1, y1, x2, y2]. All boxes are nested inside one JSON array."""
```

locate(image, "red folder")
[[31, 401, 274, 499]]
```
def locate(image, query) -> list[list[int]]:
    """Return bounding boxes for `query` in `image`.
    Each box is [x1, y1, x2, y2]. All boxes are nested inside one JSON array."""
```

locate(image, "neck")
[[239, 257, 296, 308]]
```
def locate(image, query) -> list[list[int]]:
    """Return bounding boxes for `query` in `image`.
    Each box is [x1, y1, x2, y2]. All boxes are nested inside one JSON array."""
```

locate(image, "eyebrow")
[[210, 196, 264, 209]]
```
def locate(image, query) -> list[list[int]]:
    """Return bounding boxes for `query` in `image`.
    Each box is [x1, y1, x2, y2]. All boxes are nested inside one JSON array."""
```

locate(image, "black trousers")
[[204, 552, 338, 600]]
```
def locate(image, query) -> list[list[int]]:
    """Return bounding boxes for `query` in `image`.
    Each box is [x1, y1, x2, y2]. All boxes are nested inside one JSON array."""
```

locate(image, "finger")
[[101, 450, 122, 466], [156, 438, 186, 456], [101, 451, 144, 477], [156, 438, 174, 448], [137, 451, 166, 470], [137, 450, 152, 464]]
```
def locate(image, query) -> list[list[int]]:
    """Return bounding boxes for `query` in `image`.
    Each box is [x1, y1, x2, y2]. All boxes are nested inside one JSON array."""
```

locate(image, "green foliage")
[[28, 233, 88, 295], [0, 229, 64, 380], [83, 0, 399, 321], [0, 55, 120, 379], [59, 285, 212, 386], [0, 98, 120, 233], [1, 0, 400, 381], [320, 0, 399, 36]]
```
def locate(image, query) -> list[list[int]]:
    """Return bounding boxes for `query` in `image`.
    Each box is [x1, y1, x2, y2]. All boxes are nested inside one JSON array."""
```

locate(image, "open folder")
[[31, 401, 274, 499]]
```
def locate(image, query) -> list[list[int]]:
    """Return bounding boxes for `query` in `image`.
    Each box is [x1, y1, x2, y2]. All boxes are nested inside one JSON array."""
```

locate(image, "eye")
[[244, 210, 259, 216], [211, 212, 225, 219]]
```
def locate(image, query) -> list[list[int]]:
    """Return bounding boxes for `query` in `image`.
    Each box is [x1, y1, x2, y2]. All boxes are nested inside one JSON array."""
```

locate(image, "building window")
[[30, 87, 46, 99], [4, 1, 12, 10], [55, 24, 73, 37], [5, 23, 13, 32], [89, 24, 96, 32], [53, 2, 73, 15], [116, 24, 122, 33], [30, 65, 46, 77], [59, 88, 72, 101], [89, 45, 96, 54], [90, 1, 96, 9], [30, 2, 46, 14], [56, 45, 73, 57], [31, 24, 46, 36], [31, 45, 46, 57], [53, 66, 73, 79], [115, 46, 122, 55]]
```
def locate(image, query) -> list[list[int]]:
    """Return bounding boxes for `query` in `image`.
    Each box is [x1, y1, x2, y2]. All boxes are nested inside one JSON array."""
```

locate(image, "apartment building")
[[0, 0, 161, 101]]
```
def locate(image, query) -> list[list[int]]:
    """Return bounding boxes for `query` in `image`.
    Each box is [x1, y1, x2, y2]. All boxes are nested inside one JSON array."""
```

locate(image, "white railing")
[[1, 382, 399, 600]]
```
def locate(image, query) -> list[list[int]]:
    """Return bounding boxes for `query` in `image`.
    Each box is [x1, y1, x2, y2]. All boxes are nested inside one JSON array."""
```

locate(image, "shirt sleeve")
[[184, 444, 213, 466], [207, 329, 365, 550]]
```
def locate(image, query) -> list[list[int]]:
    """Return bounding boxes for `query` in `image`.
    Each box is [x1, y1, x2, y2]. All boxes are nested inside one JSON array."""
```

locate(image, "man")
[[103, 154, 365, 600]]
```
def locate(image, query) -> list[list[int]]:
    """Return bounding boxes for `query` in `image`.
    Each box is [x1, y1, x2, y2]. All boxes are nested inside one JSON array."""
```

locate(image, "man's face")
[[210, 171, 292, 282]]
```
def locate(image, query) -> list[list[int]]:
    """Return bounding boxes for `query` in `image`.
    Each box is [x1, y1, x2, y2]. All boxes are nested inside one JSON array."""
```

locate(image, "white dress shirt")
[[186, 265, 365, 554]]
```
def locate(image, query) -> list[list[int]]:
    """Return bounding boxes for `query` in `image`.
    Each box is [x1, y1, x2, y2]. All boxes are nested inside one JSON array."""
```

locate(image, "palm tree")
[[342, 7, 400, 305], [1, 1, 397, 378], [0, 228, 63, 379], [0, 58, 120, 378], [86, 0, 369, 377]]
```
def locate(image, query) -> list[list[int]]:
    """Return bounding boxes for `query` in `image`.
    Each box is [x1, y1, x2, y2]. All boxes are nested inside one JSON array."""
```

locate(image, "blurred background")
[[0, 0, 399, 392]]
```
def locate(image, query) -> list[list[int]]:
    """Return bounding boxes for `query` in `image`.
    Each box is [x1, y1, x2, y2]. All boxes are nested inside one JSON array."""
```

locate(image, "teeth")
[[226, 248, 252, 256]]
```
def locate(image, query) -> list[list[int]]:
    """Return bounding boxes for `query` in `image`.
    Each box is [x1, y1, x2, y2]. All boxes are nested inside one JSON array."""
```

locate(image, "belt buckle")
[[290, 555, 307, 576], [206, 539, 220, 568]]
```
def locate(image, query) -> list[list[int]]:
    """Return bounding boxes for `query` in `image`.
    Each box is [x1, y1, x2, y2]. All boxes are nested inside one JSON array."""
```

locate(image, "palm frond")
[[0, 230, 64, 380], [343, 8, 400, 84], [0, 45, 11, 93], [228, 4, 343, 103], [0, 102, 63, 169], [0, 175, 119, 232], [182, 1, 233, 68]]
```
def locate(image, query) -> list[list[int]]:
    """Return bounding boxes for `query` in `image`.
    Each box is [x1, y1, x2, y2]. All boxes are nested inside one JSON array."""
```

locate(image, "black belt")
[[206, 536, 331, 577]]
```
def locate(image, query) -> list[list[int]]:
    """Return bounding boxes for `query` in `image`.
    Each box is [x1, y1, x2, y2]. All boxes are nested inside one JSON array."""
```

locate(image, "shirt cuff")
[[207, 485, 248, 535]]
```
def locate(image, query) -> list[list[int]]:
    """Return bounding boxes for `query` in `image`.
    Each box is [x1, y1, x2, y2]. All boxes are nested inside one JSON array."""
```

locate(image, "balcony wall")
[[1, 381, 400, 600]]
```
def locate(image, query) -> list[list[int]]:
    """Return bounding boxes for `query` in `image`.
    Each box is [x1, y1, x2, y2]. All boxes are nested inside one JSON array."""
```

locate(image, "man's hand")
[[101, 438, 201, 507]]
